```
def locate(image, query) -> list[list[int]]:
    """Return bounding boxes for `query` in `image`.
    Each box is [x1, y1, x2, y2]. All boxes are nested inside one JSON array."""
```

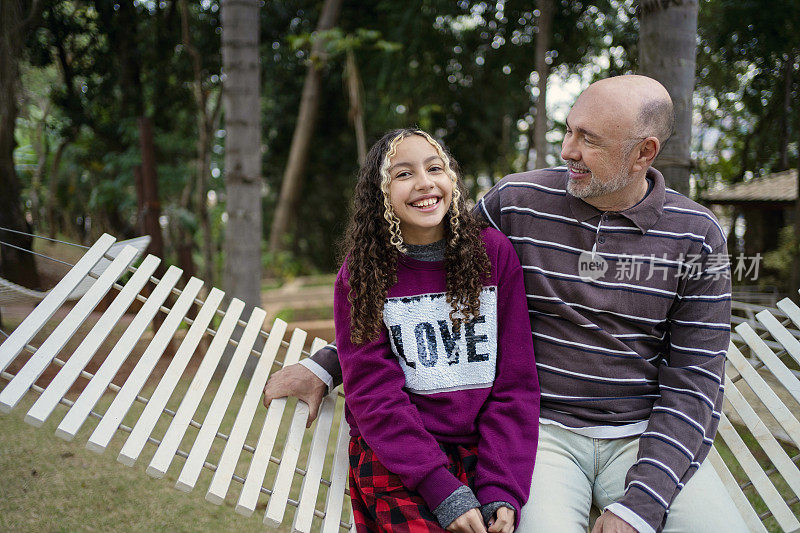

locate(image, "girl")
[[335, 129, 539, 533]]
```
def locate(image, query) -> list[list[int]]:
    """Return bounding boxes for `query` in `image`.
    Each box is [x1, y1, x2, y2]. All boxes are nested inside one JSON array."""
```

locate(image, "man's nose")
[[561, 135, 579, 162]]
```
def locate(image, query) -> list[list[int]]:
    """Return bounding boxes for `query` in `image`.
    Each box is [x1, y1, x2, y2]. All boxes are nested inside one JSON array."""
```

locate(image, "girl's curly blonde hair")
[[342, 128, 490, 344]]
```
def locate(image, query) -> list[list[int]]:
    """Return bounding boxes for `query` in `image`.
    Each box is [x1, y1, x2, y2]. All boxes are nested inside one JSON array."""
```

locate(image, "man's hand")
[[262, 363, 327, 427], [446, 508, 487, 533], [591, 510, 637, 533], [487, 506, 515, 533]]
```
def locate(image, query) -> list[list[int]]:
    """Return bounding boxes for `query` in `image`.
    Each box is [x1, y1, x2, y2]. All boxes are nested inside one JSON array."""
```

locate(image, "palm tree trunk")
[[638, 0, 698, 195], [268, 0, 343, 253], [221, 0, 262, 308]]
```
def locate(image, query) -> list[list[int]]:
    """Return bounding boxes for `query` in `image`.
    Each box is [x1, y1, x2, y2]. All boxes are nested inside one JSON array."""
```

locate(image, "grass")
[[0, 311, 350, 533], [0, 378, 351, 532], [274, 306, 333, 323]]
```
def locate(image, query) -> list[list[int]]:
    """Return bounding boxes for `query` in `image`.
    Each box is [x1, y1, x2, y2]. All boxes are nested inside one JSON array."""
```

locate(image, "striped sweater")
[[477, 167, 730, 532]]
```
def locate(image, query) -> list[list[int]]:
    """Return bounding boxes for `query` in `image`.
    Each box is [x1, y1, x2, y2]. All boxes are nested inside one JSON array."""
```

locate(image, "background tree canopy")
[[7, 0, 799, 286]]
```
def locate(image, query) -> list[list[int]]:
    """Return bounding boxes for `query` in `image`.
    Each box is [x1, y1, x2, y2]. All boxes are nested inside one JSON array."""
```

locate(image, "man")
[[263, 75, 747, 533]]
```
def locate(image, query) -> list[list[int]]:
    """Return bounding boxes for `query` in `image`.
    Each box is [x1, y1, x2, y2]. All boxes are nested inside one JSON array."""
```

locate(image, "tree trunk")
[[29, 102, 50, 230], [268, 0, 343, 252], [534, 0, 554, 170], [180, 0, 221, 287], [221, 0, 264, 376], [345, 49, 367, 165], [638, 0, 698, 196], [791, 86, 800, 302], [779, 52, 793, 171], [0, 0, 42, 289], [138, 117, 165, 259], [45, 138, 69, 238], [221, 0, 261, 308]]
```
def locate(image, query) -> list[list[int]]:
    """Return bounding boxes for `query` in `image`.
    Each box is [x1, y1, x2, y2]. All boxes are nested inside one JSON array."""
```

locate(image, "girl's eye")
[[394, 171, 411, 179], [429, 165, 443, 172]]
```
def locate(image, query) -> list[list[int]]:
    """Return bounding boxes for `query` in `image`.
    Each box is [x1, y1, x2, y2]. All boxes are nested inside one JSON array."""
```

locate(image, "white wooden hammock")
[[0, 234, 353, 532], [0, 235, 151, 306], [0, 233, 799, 532]]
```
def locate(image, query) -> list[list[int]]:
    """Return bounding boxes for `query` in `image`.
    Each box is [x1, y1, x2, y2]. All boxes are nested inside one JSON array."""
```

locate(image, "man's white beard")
[[567, 166, 635, 199]]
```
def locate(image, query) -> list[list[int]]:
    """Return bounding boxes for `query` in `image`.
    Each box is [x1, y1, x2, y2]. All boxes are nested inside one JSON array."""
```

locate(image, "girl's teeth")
[[414, 198, 437, 207]]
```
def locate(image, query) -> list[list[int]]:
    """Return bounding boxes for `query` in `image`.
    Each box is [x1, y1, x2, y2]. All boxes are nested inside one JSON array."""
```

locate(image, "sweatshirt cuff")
[[604, 503, 656, 533], [298, 358, 333, 393], [416, 466, 464, 513], [479, 501, 514, 523], [433, 485, 480, 528], [478, 487, 522, 528], [310, 344, 343, 389]]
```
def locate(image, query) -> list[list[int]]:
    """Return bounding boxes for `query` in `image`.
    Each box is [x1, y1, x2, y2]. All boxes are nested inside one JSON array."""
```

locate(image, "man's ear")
[[632, 137, 660, 173]]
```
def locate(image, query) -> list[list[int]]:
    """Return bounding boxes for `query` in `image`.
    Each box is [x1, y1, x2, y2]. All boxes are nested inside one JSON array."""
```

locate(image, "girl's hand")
[[446, 508, 487, 533], [487, 507, 515, 533]]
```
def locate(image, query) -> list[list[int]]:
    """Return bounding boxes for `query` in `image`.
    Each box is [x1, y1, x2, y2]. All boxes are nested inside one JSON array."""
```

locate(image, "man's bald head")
[[561, 75, 674, 211], [580, 75, 674, 147]]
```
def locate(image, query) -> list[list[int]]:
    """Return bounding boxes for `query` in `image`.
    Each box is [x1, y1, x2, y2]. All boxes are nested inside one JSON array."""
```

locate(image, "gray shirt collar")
[[404, 239, 446, 262]]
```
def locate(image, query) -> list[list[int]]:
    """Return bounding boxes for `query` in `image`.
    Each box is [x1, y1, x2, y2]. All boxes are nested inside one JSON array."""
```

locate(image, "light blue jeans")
[[517, 422, 749, 532]]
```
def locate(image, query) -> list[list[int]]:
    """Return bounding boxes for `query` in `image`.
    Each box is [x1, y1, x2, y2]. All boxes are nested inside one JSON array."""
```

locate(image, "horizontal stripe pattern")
[[476, 167, 730, 531]]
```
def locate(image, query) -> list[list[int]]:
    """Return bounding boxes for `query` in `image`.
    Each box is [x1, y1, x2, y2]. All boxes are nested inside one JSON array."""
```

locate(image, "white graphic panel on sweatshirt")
[[383, 287, 498, 394]]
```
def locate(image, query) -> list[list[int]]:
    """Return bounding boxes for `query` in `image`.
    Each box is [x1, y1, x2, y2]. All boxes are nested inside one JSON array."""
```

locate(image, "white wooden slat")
[[349, 506, 356, 532], [174, 307, 269, 491], [321, 398, 351, 533], [716, 413, 800, 532], [0, 246, 139, 413], [706, 446, 768, 533], [778, 297, 800, 331], [54, 265, 183, 441], [756, 309, 800, 368], [234, 328, 307, 516], [733, 325, 800, 424], [726, 343, 800, 449], [204, 318, 288, 503], [0, 234, 116, 374], [724, 377, 800, 500], [735, 324, 800, 405], [264, 398, 310, 527], [292, 337, 337, 533], [86, 277, 205, 453], [24, 256, 161, 427], [117, 288, 225, 466], [144, 298, 245, 476]]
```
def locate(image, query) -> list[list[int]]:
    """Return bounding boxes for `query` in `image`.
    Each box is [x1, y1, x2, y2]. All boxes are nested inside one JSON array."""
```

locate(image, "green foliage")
[[694, 0, 800, 191], [761, 225, 800, 292], [15, 0, 638, 276]]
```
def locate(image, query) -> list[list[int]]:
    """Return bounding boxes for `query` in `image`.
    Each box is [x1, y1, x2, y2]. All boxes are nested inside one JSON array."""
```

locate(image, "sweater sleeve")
[[473, 238, 540, 528], [334, 268, 467, 514], [612, 242, 730, 533], [474, 183, 503, 232], [307, 344, 343, 391]]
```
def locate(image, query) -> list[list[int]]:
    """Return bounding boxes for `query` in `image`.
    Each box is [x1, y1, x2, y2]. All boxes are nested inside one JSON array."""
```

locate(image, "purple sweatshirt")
[[334, 227, 539, 523]]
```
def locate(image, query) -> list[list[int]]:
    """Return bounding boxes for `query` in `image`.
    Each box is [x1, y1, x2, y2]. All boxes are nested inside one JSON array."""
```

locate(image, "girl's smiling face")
[[385, 135, 454, 245]]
